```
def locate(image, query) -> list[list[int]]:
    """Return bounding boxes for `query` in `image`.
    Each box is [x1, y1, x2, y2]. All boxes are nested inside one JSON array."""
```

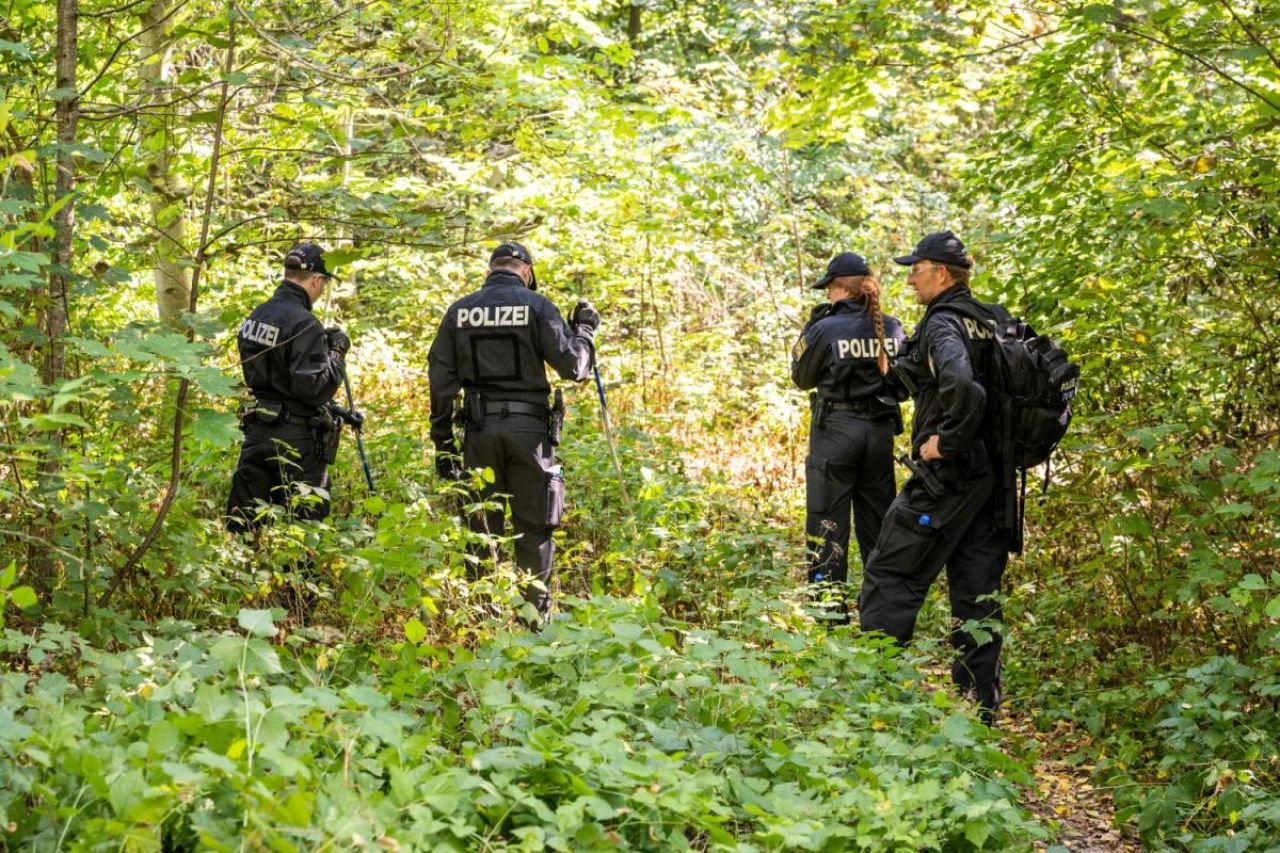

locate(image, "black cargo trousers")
[[225, 419, 332, 534], [805, 410, 897, 584], [463, 405, 565, 616], [858, 453, 1009, 713]]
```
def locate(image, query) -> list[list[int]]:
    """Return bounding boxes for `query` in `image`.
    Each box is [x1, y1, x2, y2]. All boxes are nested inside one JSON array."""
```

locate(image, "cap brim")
[[811, 273, 835, 290], [893, 253, 922, 266]]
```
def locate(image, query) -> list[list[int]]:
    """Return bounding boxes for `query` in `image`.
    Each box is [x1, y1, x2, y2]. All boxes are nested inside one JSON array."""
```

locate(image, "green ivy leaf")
[[404, 617, 427, 644]]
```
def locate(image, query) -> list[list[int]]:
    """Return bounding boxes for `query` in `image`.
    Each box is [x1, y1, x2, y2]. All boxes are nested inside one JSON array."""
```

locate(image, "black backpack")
[[926, 300, 1080, 552]]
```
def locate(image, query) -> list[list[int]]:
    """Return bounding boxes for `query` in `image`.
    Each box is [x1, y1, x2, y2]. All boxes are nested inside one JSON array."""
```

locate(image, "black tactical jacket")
[[428, 270, 593, 449], [791, 298, 906, 407], [896, 285, 998, 459], [237, 280, 344, 414]]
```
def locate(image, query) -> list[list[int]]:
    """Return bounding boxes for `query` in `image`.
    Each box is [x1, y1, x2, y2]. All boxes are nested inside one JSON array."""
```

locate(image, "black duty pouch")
[[242, 399, 283, 426], [465, 392, 486, 431], [549, 389, 565, 446]]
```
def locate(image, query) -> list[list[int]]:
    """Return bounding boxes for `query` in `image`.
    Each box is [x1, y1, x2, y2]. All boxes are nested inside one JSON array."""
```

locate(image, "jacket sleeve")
[[883, 319, 910, 400], [427, 311, 461, 450], [537, 301, 592, 382], [790, 325, 826, 390], [927, 313, 987, 456], [287, 318, 344, 408]]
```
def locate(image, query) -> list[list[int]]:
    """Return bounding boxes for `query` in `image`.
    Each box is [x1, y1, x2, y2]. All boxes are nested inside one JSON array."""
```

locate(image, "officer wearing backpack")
[[858, 231, 1012, 724], [428, 242, 599, 621], [791, 252, 905, 622]]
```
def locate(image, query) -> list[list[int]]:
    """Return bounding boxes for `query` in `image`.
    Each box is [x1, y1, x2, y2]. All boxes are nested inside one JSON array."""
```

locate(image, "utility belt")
[[238, 400, 329, 428], [238, 399, 343, 463], [457, 390, 566, 445], [811, 394, 899, 430]]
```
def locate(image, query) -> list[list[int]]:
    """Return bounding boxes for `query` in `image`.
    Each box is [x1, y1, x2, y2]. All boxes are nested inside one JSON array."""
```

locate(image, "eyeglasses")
[[907, 263, 938, 279]]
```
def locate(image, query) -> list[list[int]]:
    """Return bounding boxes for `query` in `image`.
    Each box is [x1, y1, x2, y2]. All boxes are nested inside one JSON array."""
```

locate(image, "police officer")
[[858, 230, 1011, 724], [428, 242, 599, 619], [792, 253, 905, 618], [225, 243, 352, 534]]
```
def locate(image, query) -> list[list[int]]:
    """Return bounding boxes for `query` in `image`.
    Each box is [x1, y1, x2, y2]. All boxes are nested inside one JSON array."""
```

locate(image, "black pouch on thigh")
[[805, 455, 835, 515], [510, 467, 565, 527], [547, 469, 564, 526]]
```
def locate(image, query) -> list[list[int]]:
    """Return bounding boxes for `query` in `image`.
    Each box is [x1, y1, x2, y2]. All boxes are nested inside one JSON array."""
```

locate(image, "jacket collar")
[[831, 297, 869, 315], [484, 269, 527, 289], [928, 284, 973, 309], [273, 279, 314, 310]]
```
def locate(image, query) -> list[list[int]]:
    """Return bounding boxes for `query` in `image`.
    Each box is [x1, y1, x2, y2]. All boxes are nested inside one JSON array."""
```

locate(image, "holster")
[[549, 388, 565, 446], [890, 356, 918, 397], [464, 391, 485, 431], [897, 454, 948, 500], [313, 411, 341, 464], [814, 396, 832, 430]]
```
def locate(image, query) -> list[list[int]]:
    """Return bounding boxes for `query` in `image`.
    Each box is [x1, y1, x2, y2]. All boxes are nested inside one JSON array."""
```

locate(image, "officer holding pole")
[[428, 242, 600, 620], [226, 242, 353, 534]]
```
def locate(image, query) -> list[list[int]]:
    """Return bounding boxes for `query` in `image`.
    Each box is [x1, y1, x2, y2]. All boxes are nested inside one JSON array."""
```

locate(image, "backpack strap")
[[921, 298, 1024, 554]]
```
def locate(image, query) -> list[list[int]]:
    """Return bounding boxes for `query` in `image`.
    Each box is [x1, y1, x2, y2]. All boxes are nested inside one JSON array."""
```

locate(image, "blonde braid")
[[868, 290, 889, 375]]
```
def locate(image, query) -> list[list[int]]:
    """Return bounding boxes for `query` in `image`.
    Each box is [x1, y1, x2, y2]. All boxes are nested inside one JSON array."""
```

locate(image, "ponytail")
[[865, 284, 890, 376]]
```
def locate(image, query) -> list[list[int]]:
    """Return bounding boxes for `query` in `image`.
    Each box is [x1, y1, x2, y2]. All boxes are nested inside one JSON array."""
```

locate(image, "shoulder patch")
[[792, 334, 810, 361]]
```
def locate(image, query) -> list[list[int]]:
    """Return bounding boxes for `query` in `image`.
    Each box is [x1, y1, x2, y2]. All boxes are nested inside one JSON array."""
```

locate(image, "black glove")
[[330, 405, 364, 429], [435, 448, 464, 481], [325, 326, 351, 356], [806, 302, 835, 328], [571, 300, 600, 333]]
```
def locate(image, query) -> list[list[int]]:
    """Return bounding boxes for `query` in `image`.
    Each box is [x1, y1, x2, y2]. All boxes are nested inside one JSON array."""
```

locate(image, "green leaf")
[[237, 608, 277, 637], [242, 639, 284, 676], [189, 408, 241, 448], [0, 561, 14, 590], [148, 720, 180, 755], [31, 412, 89, 430], [404, 617, 427, 644], [8, 586, 36, 609], [1265, 597, 1280, 620], [965, 819, 992, 847]]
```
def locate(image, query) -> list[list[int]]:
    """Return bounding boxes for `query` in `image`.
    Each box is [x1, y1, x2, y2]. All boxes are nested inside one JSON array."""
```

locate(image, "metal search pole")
[[575, 297, 631, 512], [342, 370, 376, 494], [592, 359, 632, 512]]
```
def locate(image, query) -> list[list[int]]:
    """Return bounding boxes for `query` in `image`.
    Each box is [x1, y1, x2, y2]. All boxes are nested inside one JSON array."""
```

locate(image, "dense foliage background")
[[2, 0, 1278, 848]]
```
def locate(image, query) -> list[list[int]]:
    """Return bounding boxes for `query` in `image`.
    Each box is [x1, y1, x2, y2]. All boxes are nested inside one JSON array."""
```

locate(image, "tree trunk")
[[30, 0, 79, 589], [627, 3, 642, 45], [141, 0, 192, 327], [45, 0, 77, 389]]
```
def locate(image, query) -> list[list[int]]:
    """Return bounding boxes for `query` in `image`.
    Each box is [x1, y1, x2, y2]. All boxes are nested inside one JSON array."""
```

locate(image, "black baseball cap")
[[893, 230, 972, 268], [812, 252, 872, 290], [490, 241, 538, 290], [283, 242, 336, 279], [490, 242, 533, 265]]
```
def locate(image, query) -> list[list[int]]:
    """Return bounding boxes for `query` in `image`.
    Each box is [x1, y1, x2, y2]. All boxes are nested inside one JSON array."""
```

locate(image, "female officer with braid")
[[791, 252, 906, 622]]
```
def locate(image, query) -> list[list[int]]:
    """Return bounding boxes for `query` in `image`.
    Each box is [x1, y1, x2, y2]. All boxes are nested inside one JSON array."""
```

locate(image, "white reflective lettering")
[[457, 304, 531, 328], [836, 338, 900, 360], [239, 318, 280, 347]]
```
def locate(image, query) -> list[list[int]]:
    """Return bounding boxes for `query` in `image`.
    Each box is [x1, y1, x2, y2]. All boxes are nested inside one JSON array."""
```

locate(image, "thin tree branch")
[[1214, 0, 1280, 74], [1107, 17, 1280, 113], [102, 4, 236, 609]]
